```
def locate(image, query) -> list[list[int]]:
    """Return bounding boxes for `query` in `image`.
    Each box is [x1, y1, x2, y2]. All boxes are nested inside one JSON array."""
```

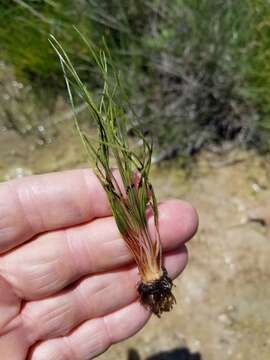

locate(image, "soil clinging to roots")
[[138, 267, 176, 317]]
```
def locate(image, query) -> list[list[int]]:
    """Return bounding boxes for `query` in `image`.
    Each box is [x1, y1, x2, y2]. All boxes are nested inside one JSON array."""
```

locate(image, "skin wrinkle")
[[39, 302, 74, 339], [0, 273, 21, 318], [0, 199, 13, 237], [11, 264, 59, 301], [26, 239, 76, 298], [0, 182, 34, 251], [0, 307, 20, 334], [30, 252, 78, 298], [22, 260, 62, 299], [32, 177, 81, 231], [73, 170, 94, 222], [35, 174, 86, 230], [0, 224, 16, 249], [82, 170, 96, 217], [33, 339, 74, 360], [82, 318, 111, 358], [101, 316, 113, 351], [78, 275, 112, 317], [82, 169, 110, 221], [20, 306, 40, 346], [34, 268, 140, 342], [73, 279, 96, 322], [0, 319, 29, 360], [0, 259, 25, 299], [100, 300, 150, 349], [0, 302, 21, 336], [100, 235, 130, 267], [82, 217, 124, 271], [63, 228, 86, 281], [10, 181, 45, 236], [27, 284, 89, 344], [0, 311, 22, 338], [22, 291, 73, 343], [0, 315, 22, 339], [67, 219, 124, 275], [80, 270, 134, 316], [29, 240, 81, 297], [62, 336, 79, 360], [64, 225, 99, 279]]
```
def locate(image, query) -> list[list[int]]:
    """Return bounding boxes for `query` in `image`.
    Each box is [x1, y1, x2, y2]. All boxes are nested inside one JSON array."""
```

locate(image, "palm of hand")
[[0, 169, 197, 359]]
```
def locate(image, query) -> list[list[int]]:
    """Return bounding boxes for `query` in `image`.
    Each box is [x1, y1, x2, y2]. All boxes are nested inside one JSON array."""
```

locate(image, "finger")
[[21, 248, 187, 343], [0, 200, 197, 299], [0, 169, 112, 253], [0, 276, 20, 329], [29, 301, 149, 360], [0, 319, 28, 360]]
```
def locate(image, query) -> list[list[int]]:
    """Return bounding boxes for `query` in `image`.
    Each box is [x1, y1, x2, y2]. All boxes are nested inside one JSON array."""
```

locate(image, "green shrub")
[[119, 0, 259, 156], [1, 0, 270, 158], [242, 0, 270, 150], [0, 1, 95, 87]]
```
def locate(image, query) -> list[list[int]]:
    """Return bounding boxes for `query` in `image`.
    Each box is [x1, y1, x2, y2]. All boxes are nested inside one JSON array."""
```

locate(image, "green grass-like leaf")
[[50, 30, 162, 282]]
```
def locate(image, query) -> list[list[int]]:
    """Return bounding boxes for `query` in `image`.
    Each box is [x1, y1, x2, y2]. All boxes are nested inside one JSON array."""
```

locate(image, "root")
[[138, 267, 176, 317]]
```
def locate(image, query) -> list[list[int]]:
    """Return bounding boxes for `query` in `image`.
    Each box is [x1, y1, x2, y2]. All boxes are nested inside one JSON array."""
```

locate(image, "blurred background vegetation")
[[1, 0, 270, 162]]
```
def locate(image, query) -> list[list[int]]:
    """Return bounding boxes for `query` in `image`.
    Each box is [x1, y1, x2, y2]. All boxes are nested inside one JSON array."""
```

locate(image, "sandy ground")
[[98, 152, 270, 360]]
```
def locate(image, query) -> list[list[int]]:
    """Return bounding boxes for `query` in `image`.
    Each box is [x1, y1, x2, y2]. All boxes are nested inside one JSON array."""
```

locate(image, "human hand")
[[0, 169, 198, 359]]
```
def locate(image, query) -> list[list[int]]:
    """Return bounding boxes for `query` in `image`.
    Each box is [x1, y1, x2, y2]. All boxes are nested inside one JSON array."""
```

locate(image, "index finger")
[[0, 169, 111, 253]]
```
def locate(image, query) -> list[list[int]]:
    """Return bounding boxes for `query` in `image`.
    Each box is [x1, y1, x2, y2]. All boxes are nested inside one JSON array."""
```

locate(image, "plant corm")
[[50, 30, 176, 317]]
